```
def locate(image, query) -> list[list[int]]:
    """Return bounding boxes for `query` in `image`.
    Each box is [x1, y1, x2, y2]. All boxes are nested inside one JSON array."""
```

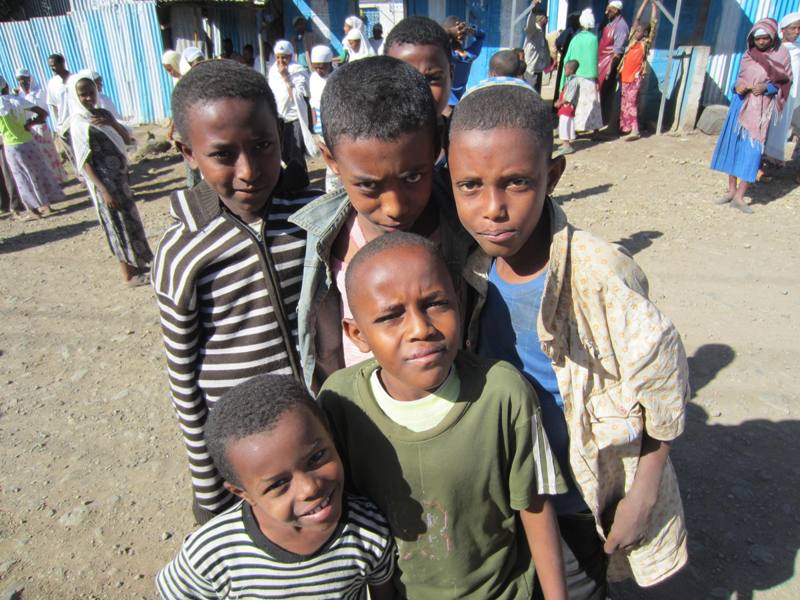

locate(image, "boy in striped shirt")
[[151, 60, 319, 523], [157, 374, 396, 599], [319, 233, 568, 599]]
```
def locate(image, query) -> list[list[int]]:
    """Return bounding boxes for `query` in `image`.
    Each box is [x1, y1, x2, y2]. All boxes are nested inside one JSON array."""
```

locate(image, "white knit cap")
[[346, 29, 362, 42], [753, 27, 770, 37], [274, 39, 294, 56], [182, 46, 204, 63], [15, 68, 31, 78], [579, 9, 596, 29], [310, 45, 333, 63], [608, 1, 623, 9], [780, 12, 800, 29]]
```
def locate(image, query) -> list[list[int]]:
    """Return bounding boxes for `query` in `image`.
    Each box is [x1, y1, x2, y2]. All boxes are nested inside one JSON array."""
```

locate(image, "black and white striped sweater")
[[152, 181, 318, 513]]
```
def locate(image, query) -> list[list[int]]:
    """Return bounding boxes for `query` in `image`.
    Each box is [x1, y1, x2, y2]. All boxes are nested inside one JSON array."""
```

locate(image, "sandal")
[[126, 274, 150, 288]]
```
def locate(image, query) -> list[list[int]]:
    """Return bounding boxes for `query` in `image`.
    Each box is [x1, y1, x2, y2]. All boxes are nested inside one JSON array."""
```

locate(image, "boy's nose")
[[296, 471, 322, 499], [407, 308, 435, 340], [484, 188, 508, 221], [236, 153, 260, 183]]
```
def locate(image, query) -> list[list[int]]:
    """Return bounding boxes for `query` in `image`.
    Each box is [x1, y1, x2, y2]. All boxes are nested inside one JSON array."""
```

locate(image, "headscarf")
[[0, 79, 29, 120], [67, 70, 127, 170], [579, 9, 596, 30], [14, 68, 45, 109], [780, 12, 800, 30], [736, 19, 792, 143], [608, 1, 623, 10], [161, 50, 181, 74], [343, 15, 374, 61]]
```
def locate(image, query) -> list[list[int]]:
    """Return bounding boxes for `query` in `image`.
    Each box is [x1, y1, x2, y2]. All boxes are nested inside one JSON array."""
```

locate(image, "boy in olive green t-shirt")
[[318, 232, 568, 599]]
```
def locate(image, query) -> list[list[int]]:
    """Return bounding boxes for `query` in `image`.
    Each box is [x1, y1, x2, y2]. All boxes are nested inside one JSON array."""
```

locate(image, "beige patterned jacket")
[[464, 198, 689, 586]]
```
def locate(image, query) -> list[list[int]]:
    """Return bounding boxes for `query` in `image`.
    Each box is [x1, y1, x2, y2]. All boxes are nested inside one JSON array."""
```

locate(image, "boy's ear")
[[546, 154, 567, 196], [342, 318, 371, 353], [223, 481, 253, 506], [175, 140, 199, 171], [319, 142, 340, 176]]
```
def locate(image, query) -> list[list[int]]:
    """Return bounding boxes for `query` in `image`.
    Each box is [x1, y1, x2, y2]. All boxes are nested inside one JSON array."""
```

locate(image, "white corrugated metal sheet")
[[0, 1, 172, 124]]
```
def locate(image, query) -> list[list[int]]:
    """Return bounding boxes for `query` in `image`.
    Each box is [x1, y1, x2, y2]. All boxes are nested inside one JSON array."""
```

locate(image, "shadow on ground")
[[0, 219, 96, 254], [613, 230, 663, 256], [611, 343, 800, 599]]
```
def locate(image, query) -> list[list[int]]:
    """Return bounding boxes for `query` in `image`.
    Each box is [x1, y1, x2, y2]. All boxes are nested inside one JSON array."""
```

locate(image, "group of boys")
[[152, 15, 689, 600]]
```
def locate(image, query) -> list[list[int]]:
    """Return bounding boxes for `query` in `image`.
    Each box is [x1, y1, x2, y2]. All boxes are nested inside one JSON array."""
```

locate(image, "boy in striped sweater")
[[157, 374, 396, 599], [151, 60, 319, 523]]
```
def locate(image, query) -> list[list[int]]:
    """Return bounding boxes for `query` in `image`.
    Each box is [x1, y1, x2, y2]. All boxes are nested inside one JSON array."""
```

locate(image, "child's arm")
[[603, 432, 670, 554], [156, 543, 217, 599], [520, 495, 567, 600]]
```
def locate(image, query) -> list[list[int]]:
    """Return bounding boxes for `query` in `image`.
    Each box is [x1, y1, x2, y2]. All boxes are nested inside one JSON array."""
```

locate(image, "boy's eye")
[[426, 299, 450, 310], [508, 177, 531, 189], [404, 173, 423, 184], [266, 478, 289, 494], [255, 140, 273, 152], [356, 181, 378, 192], [457, 180, 480, 192], [309, 449, 326, 465], [425, 74, 442, 85], [374, 310, 402, 324]]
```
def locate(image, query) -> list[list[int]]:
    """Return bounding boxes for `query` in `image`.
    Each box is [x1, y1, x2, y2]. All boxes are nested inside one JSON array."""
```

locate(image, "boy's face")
[[386, 43, 453, 116], [321, 129, 437, 241], [224, 407, 344, 551], [345, 245, 460, 401], [177, 97, 281, 222], [311, 61, 332, 77], [565, 63, 576, 76], [753, 35, 772, 50], [449, 127, 564, 261], [75, 79, 97, 110]]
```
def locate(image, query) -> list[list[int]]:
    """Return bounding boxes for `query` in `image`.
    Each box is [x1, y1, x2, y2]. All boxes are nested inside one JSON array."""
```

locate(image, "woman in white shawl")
[[341, 15, 374, 63], [268, 40, 314, 175], [765, 12, 800, 163], [68, 71, 152, 286], [15, 68, 67, 182]]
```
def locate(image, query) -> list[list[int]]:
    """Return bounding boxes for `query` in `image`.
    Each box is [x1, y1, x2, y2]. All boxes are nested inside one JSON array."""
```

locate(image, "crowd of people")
[[145, 8, 690, 600]]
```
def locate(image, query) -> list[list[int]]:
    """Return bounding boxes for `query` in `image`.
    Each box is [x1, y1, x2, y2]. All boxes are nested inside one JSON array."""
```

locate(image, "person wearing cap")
[[179, 46, 205, 77], [560, 9, 603, 134], [293, 15, 321, 69], [308, 45, 339, 193], [523, 9, 552, 94], [765, 12, 800, 164], [161, 49, 181, 80], [597, 0, 629, 128], [268, 40, 311, 176], [15, 67, 67, 183]]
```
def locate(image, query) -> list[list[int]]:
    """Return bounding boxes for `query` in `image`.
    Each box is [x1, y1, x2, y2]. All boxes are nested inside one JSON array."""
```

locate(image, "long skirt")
[[619, 78, 643, 133], [87, 129, 153, 268], [710, 93, 763, 183], [3, 140, 66, 210], [32, 125, 68, 183], [574, 78, 604, 132]]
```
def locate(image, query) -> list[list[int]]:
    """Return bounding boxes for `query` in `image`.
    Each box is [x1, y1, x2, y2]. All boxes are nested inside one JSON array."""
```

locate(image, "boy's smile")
[[178, 97, 282, 223], [345, 244, 460, 401], [449, 127, 564, 279], [224, 406, 344, 555], [386, 43, 453, 116], [321, 130, 437, 242]]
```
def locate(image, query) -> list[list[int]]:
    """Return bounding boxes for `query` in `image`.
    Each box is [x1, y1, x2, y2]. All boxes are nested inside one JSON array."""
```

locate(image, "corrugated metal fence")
[[0, 0, 171, 125]]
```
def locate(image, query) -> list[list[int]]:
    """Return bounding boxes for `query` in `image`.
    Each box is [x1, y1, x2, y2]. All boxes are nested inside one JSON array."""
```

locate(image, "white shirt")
[[308, 71, 328, 111], [268, 63, 308, 122], [369, 367, 459, 432], [46, 74, 71, 134], [369, 38, 384, 55]]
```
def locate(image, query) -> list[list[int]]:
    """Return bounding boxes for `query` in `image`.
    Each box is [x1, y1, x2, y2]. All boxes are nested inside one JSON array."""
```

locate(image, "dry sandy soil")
[[0, 124, 798, 599]]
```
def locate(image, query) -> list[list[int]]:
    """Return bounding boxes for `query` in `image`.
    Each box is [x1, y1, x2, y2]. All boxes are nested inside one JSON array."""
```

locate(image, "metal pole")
[[510, 0, 518, 47], [656, 0, 682, 134]]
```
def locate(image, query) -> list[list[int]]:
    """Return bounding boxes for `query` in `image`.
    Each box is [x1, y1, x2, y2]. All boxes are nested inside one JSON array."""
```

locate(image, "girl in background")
[[710, 19, 791, 213], [68, 71, 152, 285]]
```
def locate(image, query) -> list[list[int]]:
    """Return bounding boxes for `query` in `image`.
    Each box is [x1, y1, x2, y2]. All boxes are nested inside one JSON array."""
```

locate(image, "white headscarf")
[[608, 1, 623, 10], [579, 9, 596, 30], [161, 50, 181, 71], [67, 70, 127, 170], [179, 46, 205, 76], [14, 68, 45, 110], [344, 15, 374, 61]]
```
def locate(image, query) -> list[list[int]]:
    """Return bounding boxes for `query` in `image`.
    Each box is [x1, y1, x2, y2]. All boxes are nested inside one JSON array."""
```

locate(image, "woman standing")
[[15, 68, 68, 182], [68, 71, 152, 285], [339, 16, 374, 64], [560, 9, 603, 133], [710, 19, 791, 213], [0, 77, 64, 220]]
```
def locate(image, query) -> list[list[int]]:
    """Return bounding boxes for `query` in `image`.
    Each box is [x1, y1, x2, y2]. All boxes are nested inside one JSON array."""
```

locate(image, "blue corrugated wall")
[[0, 1, 171, 124]]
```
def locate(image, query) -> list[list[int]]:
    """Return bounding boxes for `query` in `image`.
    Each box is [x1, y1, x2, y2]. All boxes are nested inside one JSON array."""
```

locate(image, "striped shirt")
[[156, 495, 396, 599], [152, 182, 318, 513]]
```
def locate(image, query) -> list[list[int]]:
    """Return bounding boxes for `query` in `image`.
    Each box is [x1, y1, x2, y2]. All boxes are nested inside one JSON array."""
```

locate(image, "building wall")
[[0, 1, 171, 125]]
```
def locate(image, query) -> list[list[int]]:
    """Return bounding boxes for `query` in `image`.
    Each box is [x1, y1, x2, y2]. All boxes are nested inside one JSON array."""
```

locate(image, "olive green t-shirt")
[[319, 351, 566, 599]]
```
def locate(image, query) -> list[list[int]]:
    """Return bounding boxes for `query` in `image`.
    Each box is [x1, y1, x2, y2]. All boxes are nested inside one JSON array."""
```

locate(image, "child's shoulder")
[[289, 187, 351, 232], [455, 351, 535, 404], [180, 500, 247, 552], [319, 359, 377, 397]]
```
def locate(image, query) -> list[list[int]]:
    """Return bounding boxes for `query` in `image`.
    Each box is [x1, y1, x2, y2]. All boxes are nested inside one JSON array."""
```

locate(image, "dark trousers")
[[281, 119, 307, 176], [533, 511, 608, 600], [0, 146, 22, 213], [600, 58, 621, 129]]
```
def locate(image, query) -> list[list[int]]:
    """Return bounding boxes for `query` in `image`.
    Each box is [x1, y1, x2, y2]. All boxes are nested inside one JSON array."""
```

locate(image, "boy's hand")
[[602, 485, 655, 554], [99, 186, 119, 210]]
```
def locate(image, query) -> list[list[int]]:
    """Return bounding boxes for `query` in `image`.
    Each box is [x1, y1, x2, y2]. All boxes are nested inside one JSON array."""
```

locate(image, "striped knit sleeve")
[[152, 222, 235, 514], [156, 539, 217, 600], [529, 403, 568, 497]]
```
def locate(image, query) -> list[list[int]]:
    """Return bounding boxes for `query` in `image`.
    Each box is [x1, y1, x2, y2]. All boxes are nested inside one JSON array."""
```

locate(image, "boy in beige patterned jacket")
[[447, 78, 689, 598]]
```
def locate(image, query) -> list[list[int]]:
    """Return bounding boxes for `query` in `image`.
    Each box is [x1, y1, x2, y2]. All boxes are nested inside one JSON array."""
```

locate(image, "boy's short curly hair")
[[447, 83, 553, 154], [320, 56, 437, 152], [206, 374, 328, 487], [171, 59, 278, 142], [383, 16, 451, 63]]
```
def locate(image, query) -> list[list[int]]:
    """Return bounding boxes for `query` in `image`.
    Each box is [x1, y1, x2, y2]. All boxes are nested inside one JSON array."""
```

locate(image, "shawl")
[[737, 18, 792, 143], [343, 15, 374, 62], [67, 70, 128, 170]]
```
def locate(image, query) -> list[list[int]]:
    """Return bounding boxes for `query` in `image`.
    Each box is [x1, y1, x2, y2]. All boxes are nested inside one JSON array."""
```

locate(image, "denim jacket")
[[290, 178, 474, 392]]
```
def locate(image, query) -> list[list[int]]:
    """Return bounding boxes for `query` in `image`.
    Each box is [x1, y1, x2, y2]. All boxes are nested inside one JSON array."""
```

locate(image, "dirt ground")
[[0, 123, 798, 599]]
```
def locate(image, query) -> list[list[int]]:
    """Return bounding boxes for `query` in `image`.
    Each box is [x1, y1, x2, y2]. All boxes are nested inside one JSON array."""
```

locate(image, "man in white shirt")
[[369, 23, 385, 55], [46, 53, 75, 164], [268, 40, 310, 176]]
